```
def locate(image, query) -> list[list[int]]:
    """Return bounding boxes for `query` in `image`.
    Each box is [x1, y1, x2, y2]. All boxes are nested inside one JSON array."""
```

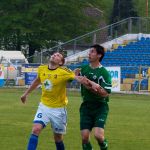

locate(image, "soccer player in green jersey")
[[76, 44, 112, 150]]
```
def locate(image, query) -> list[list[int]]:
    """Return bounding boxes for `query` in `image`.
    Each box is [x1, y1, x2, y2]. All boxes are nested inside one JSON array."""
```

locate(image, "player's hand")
[[81, 76, 93, 87], [91, 85, 109, 97], [20, 94, 27, 104], [74, 68, 81, 76], [91, 83, 100, 92]]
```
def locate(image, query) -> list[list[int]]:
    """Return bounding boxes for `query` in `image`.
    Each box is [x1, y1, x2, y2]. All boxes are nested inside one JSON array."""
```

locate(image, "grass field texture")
[[0, 88, 150, 150]]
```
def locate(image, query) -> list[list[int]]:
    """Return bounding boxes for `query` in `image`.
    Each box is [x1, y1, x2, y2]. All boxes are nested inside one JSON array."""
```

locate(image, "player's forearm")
[[24, 78, 41, 96], [74, 76, 96, 91], [75, 76, 90, 86], [87, 79, 100, 88], [80, 77, 100, 89]]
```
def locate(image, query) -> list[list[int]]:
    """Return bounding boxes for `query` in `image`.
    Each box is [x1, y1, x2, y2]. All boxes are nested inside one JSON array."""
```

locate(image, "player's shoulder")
[[101, 66, 110, 76], [38, 64, 47, 71], [81, 64, 89, 70], [101, 66, 109, 72], [59, 66, 73, 73], [101, 66, 108, 71], [38, 64, 46, 68]]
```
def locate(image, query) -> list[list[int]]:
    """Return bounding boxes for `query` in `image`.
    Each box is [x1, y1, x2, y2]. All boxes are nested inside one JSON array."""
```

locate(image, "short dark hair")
[[60, 57, 65, 66], [59, 52, 65, 66], [90, 44, 105, 62]]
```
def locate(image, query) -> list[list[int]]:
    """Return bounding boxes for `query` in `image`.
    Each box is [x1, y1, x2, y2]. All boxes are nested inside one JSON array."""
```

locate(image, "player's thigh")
[[94, 103, 109, 128], [80, 104, 93, 130], [33, 103, 50, 127], [50, 108, 67, 134]]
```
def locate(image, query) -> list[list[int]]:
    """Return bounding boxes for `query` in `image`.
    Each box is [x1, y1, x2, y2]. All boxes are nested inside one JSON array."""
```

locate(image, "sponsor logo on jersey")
[[44, 79, 52, 90], [54, 74, 57, 79], [93, 75, 97, 80]]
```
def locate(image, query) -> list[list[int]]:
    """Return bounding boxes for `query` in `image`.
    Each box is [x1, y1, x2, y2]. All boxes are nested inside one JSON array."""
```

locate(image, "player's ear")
[[98, 54, 102, 59], [59, 61, 63, 66], [59, 57, 65, 66]]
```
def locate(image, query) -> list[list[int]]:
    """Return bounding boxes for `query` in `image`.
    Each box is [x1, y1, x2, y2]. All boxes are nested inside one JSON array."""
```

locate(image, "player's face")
[[88, 48, 100, 62], [50, 52, 63, 65]]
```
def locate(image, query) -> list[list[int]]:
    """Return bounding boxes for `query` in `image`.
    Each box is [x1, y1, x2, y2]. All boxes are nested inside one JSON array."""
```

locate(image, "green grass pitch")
[[0, 88, 150, 150]]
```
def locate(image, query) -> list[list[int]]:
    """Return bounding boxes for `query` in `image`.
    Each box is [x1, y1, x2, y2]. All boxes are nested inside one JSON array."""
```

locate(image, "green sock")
[[82, 142, 93, 150], [99, 139, 108, 150]]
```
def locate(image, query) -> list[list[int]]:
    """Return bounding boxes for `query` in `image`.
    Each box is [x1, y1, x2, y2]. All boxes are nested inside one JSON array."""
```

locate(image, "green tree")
[[0, 0, 98, 62]]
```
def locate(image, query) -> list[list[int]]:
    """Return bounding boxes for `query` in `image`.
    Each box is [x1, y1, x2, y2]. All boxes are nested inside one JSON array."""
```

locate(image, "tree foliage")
[[110, 0, 138, 23], [0, 0, 101, 62], [0, 0, 147, 63]]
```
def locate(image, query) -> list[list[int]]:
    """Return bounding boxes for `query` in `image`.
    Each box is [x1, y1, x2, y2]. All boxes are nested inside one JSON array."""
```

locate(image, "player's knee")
[[32, 125, 42, 136], [82, 135, 90, 144], [94, 133, 104, 143], [54, 133, 63, 142]]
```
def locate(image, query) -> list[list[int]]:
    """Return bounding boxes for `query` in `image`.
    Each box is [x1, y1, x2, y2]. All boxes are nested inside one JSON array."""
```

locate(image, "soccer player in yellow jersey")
[[21, 52, 83, 150]]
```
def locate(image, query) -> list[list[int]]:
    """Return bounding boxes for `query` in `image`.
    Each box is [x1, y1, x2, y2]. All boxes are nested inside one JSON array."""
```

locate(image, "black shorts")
[[80, 101, 109, 130]]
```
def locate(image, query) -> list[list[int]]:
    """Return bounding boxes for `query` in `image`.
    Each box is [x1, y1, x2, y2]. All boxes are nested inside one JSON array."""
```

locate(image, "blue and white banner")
[[23, 64, 40, 85], [106, 67, 121, 92]]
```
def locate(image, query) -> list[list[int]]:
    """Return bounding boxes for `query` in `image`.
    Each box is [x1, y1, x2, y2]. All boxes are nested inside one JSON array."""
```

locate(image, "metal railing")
[[27, 17, 150, 64]]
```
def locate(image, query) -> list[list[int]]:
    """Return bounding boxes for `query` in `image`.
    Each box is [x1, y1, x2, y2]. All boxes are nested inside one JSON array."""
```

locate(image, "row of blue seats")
[[68, 37, 150, 81], [103, 63, 150, 66], [102, 62, 150, 66], [103, 58, 150, 61], [106, 51, 150, 55], [117, 44, 150, 49], [117, 49, 150, 52], [105, 55, 150, 58]]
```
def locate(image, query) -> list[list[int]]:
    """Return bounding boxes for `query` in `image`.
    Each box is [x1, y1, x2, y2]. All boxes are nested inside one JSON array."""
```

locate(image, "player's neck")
[[48, 63, 59, 70], [90, 61, 101, 69]]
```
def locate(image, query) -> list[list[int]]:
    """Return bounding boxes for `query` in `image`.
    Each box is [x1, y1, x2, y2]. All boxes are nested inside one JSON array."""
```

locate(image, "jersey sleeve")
[[80, 65, 88, 76], [61, 67, 75, 81], [101, 69, 112, 94], [68, 71, 75, 81]]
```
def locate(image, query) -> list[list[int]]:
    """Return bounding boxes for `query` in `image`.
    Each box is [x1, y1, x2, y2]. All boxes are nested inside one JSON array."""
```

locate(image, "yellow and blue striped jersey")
[[38, 65, 75, 108]]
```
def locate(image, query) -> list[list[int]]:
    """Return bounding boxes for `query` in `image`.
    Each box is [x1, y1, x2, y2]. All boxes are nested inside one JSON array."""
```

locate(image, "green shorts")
[[80, 101, 109, 130]]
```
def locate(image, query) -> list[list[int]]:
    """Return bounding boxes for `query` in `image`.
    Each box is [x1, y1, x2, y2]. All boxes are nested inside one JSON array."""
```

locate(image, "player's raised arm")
[[74, 68, 92, 88], [75, 75, 108, 97], [84, 77, 109, 97], [74, 68, 97, 89], [20, 77, 41, 104], [74, 75, 91, 87]]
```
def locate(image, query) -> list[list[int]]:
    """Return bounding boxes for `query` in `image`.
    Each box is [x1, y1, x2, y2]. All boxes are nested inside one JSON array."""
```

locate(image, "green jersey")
[[81, 65, 112, 102]]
